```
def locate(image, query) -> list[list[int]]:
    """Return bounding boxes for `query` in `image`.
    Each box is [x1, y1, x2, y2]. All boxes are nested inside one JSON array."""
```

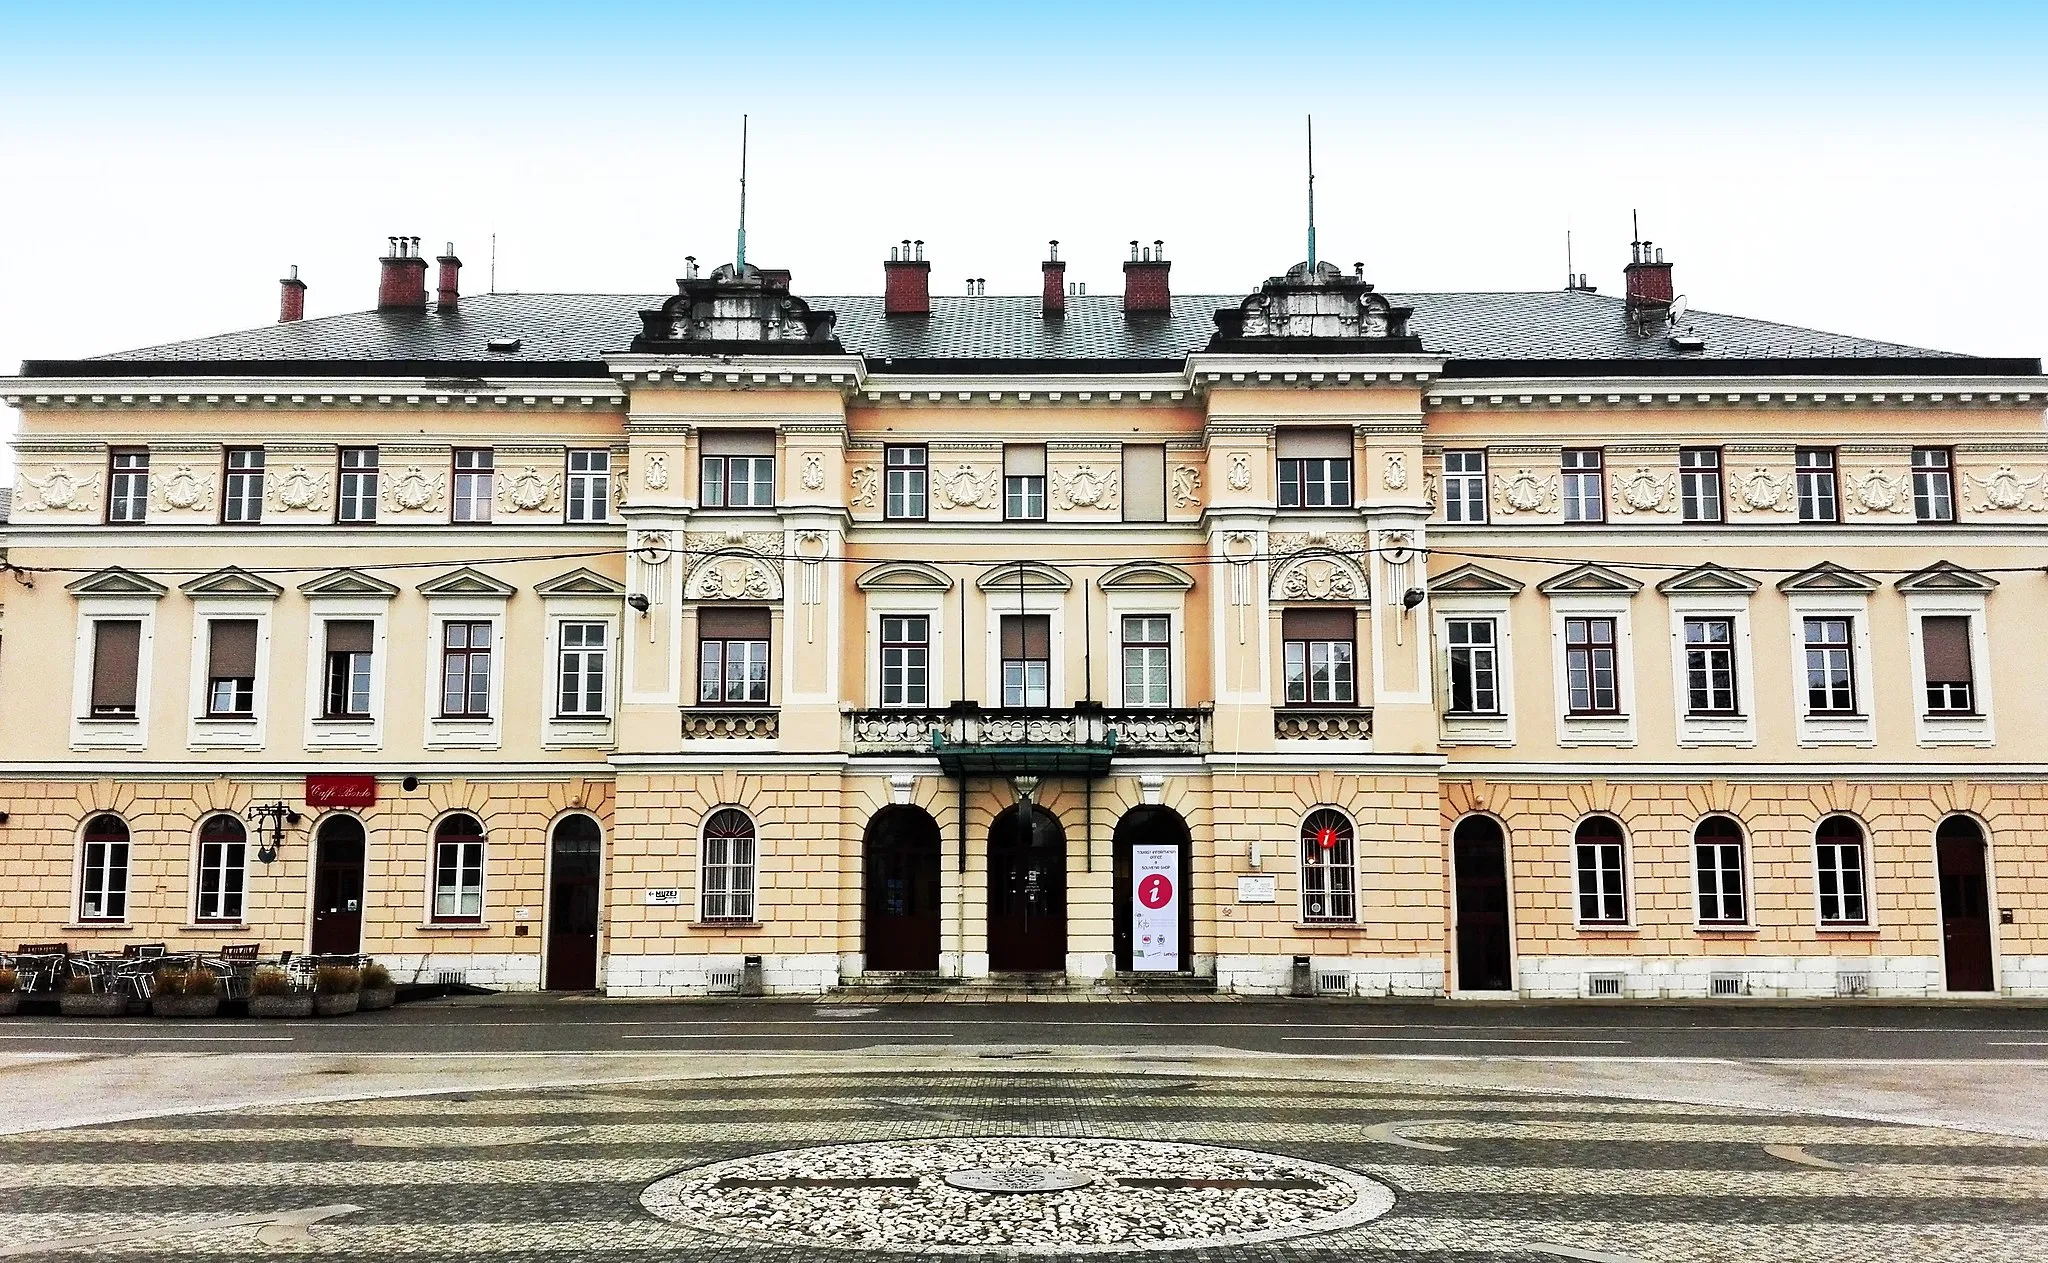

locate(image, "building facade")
[[2, 235, 2044, 999]]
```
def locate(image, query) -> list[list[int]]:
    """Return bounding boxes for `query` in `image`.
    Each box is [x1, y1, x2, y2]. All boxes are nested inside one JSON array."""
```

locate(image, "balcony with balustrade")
[[846, 703, 1210, 775]]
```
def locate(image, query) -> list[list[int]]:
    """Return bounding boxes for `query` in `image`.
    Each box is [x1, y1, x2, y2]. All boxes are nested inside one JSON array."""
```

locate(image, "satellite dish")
[[1667, 294, 1690, 326]]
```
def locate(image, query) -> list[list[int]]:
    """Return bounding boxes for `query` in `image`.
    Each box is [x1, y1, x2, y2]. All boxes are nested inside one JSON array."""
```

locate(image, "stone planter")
[[359, 985, 397, 1012], [313, 991, 360, 1017], [0, 993, 20, 1016], [60, 991, 128, 1018], [249, 993, 315, 1019], [151, 994, 221, 1018]]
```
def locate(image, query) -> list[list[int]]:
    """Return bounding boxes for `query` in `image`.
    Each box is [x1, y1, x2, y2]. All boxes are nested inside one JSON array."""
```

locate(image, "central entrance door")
[[310, 815, 366, 955], [1937, 817, 1995, 992], [864, 806, 943, 972], [1113, 806, 1193, 972], [988, 803, 1067, 972], [1453, 815, 1513, 991], [545, 814, 603, 990]]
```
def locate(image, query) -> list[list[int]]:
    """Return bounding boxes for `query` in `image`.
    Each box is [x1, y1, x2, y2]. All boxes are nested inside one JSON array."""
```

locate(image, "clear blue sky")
[[3, 1, 2044, 473]]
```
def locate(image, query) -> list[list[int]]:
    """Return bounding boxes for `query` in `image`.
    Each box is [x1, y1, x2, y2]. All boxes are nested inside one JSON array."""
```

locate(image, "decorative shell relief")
[[21, 466, 96, 513], [1493, 469, 1559, 515], [1051, 465, 1120, 511], [267, 465, 331, 512], [688, 554, 783, 602], [1846, 469, 1908, 515], [1382, 451, 1408, 491], [151, 466, 214, 512], [1614, 468, 1676, 515], [1170, 464, 1203, 508], [496, 465, 563, 513], [645, 451, 670, 490], [634, 530, 673, 565], [1270, 554, 1366, 602], [1730, 468, 1793, 513], [930, 464, 997, 510], [383, 465, 448, 513], [849, 463, 881, 508], [800, 451, 826, 491], [1965, 466, 2045, 513], [1226, 453, 1252, 491]]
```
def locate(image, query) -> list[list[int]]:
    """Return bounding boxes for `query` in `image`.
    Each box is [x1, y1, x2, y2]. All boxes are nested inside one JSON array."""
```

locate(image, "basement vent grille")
[[1585, 972, 1625, 998], [434, 969, 467, 987], [1836, 970, 1872, 998], [708, 969, 743, 994], [1709, 972, 1747, 998], [1314, 971, 1353, 996]]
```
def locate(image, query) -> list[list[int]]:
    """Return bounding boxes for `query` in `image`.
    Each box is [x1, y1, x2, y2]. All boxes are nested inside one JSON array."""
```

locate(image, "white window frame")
[[1812, 815, 1876, 931], [1785, 593, 1877, 748], [862, 586, 948, 709], [884, 444, 928, 520], [222, 447, 265, 524], [1678, 447, 1723, 523], [1911, 447, 1955, 523], [1103, 587, 1187, 710], [983, 593, 1066, 709], [1664, 594, 1757, 748], [76, 814, 132, 924], [452, 448, 494, 523], [1795, 448, 1839, 523], [423, 598, 508, 751], [107, 449, 150, 524], [564, 449, 612, 524], [1904, 592, 1994, 747], [539, 585, 620, 750], [70, 601, 158, 752], [302, 598, 391, 752], [193, 813, 249, 926], [1545, 592, 1637, 748], [1297, 807, 1359, 925], [879, 614, 933, 708], [1571, 816, 1633, 930], [1690, 816, 1752, 931], [337, 447, 380, 524], [1441, 449, 1488, 523], [1561, 449, 1605, 523], [1118, 614, 1173, 708], [1432, 588, 1518, 748], [698, 807, 759, 924], [186, 603, 273, 752], [703, 453, 775, 509], [428, 813, 488, 924]]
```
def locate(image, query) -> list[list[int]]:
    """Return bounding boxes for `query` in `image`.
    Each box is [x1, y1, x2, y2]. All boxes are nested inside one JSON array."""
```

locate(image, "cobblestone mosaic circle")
[[640, 1136, 1396, 1254]]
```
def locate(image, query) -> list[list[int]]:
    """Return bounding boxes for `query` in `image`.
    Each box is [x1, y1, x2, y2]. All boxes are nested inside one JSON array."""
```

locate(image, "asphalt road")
[[5, 996, 2045, 1058]]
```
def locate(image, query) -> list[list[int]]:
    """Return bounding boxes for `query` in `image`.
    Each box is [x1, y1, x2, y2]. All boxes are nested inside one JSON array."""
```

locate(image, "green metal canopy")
[[930, 732, 1118, 778]]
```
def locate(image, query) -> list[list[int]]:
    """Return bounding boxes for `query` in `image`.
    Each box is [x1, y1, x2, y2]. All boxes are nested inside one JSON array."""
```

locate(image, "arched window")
[[1574, 816, 1628, 926], [701, 808, 757, 923], [1299, 808, 1357, 923], [196, 815, 248, 924], [1815, 815, 1868, 926], [1693, 816, 1747, 926], [432, 813, 486, 923], [79, 814, 130, 922]]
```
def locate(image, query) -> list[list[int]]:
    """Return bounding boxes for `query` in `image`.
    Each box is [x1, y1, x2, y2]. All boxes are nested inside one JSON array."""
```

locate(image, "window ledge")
[[415, 922, 491, 933], [1815, 924, 1879, 935], [693, 920, 763, 930], [1293, 921, 1365, 931], [178, 923, 252, 933], [76, 716, 140, 725], [194, 715, 258, 725], [1694, 925, 1759, 935], [311, 717, 376, 726], [60, 922, 131, 932], [1574, 925, 1638, 935]]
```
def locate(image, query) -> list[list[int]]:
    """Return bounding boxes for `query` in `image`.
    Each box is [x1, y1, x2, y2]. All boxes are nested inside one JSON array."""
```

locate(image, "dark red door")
[[1937, 819, 1995, 992], [310, 816, 366, 955], [1454, 816, 1513, 991], [988, 804, 1066, 972], [864, 808, 943, 972], [545, 816, 603, 990]]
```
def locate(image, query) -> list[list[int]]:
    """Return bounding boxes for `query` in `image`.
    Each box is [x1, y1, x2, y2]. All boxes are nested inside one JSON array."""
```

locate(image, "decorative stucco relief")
[[1493, 469, 1559, 515], [1226, 453, 1251, 491], [1730, 468, 1793, 513], [1382, 452, 1408, 490], [930, 464, 997, 510], [1052, 465, 1119, 511], [20, 466, 97, 513], [1270, 554, 1366, 601], [382, 465, 447, 514], [1170, 464, 1203, 508], [1846, 468, 1909, 515], [1613, 468, 1676, 514], [644, 452, 669, 490], [151, 466, 214, 513], [1269, 531, 1368, 560], [266, 465, 331, 513], [849, 463, 881, 509], [496, 465, 563, 514], [800, 452, 826, 491], [1965, 466, 2045, 513], [1423, 471, 1439, 509], [688, 555, 784, 601]]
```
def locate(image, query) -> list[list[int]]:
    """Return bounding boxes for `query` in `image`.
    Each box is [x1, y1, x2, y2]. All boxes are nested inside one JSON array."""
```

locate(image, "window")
[[1694, 815, 1747, 926], [1299, 808, 1357, 923], [879, 615, 929, 707], [1563, 617, 1619, 715], [1277, 429, 1353, 509], [108, 450, 149, 524], [698, 608, 771, 704], [1442, 450, 1487, 523], [1679, 448, 1722, 523], [88, 619, 142, 718], [1815, 815, 1868, 926], [1921, 615, 1974, 714], [1796, 448, 1838, 523], [452, 449, 494, 523], [1912, 448, 1955, 523], [1561, 449, 1605, 523], [884, 445, 927, 520], [204, 619, 258, 717], [1004, 445, 1046, 521], [1000, 614, 1051, 707], [556, 622, 609, 716], [1282, 608, 1355, 706], [1122, 443, 1166, 523], [323, 621, 374, 718], [1574, 816, 1627, 925], [1802, 617, 1857, 713], [222, 448, 264, 523], [338, 447, 379, 523], [701, 433, 776, 508], [700, 807, 757, 922], [1121, 615, 1170, 707], [1683, 618, 1738, 715], [1446, 618, 1499, 713], [431, 814, 486, 922], [440, 621, 493, 717], [78, 814, 130, 922], [195, 815, 247, 923], [565, 450, 611, 523]]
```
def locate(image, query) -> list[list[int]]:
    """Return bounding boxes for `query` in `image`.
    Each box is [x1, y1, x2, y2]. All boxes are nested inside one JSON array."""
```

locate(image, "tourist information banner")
[[1132, 844, 1180, 971]]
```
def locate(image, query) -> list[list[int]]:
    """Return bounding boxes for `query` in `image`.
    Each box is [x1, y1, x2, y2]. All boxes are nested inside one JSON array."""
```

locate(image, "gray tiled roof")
[[81, 289, 1972, 368]]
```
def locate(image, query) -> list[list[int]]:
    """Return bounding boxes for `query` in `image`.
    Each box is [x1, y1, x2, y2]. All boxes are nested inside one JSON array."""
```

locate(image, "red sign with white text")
[[305, 774, 378, 808]]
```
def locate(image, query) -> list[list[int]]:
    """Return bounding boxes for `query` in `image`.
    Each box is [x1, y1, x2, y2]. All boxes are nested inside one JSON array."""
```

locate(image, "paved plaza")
[[2, 1046, 2046, 1261]]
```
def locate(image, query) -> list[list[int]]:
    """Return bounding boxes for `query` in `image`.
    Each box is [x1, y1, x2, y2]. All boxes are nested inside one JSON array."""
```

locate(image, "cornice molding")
[[1, 376, 624, 411], [1426, 376, 2044, 412]]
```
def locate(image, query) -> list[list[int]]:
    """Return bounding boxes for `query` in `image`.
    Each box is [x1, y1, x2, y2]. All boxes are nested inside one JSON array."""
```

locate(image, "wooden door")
[[310, 817, 366, 955], [545, 816, 603, 990], [988, 804, 1066, 972], [864, 808, 943, 972], [1937, 820, 1994, 992], [1453, 817, 1513, 991]]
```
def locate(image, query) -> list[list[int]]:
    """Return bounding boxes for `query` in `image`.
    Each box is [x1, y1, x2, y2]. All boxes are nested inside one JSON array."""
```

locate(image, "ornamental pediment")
[[1655, 563, 1761, 595], [64, 567, 167, 599], [1776, 562, 1879, 593], [1536, 563, 1642, 596], [688, 553, 784, 602], [416, 567, 518, 599], [977, 562, 1072, 592], [1269, 552, 1366, 603], [1211, 260, 1417, 349], [633, 262, 840, 352], [1428, 563, 1525, 597], [857, 561, 955, 591], [534, 567, 626, 598], [1097, 561, 1194, 591], [1894, 560, 1998, 593], [179, 566, 284, 600], [298, 568, 400, 600]]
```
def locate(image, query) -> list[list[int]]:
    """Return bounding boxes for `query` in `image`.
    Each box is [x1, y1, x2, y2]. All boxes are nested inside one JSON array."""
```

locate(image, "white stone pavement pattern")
[[0, 1051, 2045, 1261]]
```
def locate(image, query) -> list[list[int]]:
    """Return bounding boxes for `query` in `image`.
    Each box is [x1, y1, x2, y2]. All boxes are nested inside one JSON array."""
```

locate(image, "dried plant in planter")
[[314, 965, 362, 995], [151, 965, 222, 1017], [360, 962, 391, 990], [153, 966, 189, 997], [0, 967, 18, 994], [184, 968, 221, 997], [249, 966, 292, 997], [63, 973, 97, 995]]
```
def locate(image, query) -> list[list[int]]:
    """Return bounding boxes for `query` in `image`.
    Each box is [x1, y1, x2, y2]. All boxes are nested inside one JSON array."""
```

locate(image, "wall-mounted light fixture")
[[245, 801, 302, 864], [627, 593, 651, 614]]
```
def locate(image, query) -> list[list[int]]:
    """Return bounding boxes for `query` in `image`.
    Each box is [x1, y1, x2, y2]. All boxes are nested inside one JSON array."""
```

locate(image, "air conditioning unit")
[[1709, 972, 1747, 998], [1836, 970, 1872, 998], [707, 969, 743, 994], [434, 969, 467, 987], [1585, 972, 1625, 998], [1314, 971, 1353, 996]]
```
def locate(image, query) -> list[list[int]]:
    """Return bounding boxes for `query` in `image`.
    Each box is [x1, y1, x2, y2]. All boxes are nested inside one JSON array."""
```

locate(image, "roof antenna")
[[1565, 228, 1573, 289], [1305, 114, 1317, 273], [735, 114, 749, 273], [489, 232, 497, 295]]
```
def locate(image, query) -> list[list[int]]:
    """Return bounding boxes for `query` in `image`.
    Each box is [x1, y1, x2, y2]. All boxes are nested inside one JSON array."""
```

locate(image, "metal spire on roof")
[[736, 114, 749, 273], [1305, 115, 1317, 273]]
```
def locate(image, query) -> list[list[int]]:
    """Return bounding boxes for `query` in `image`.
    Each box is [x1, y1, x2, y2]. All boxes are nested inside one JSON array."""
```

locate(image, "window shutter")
[[1281, 608, 1355, 641], [698, 429, 775, 456], [90, 620, 142, 711], [1921, 616, 1973, 684], [698, 607, 771, 639], [208, 620, 258, 678], [325, 620, 373, 654], [1003, 444, 1046, 477], [1001, 614, 1050, 658], [1275, 428, 1352, 459], [1121, 444, 1166, 523]]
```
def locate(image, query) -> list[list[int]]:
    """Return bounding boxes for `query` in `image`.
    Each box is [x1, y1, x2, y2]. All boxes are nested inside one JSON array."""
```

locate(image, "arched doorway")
[[988, 803, 1066, 972], [1937, 816, 1995, 992], [1452, 815, 1512, 991], [1114, 806, 1193, 973], [545, 814, 603, 990], [311, 815, 367, 954], [864, 806, 943, 972]]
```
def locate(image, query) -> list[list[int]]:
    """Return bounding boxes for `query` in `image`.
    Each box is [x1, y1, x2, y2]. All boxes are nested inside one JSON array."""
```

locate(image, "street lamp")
[[245, 801, 302, 864]]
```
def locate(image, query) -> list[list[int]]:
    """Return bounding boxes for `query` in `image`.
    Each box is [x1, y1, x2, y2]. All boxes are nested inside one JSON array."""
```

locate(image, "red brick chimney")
[[377, 235, 428, 311], [436, 242, 461, 312], [883, 239, 930, 316], [1123, 239, 1170, 314], [1624, 237, 1674, 314], [1041, 240, 1065, 317], [278, 265, 306, 323]]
